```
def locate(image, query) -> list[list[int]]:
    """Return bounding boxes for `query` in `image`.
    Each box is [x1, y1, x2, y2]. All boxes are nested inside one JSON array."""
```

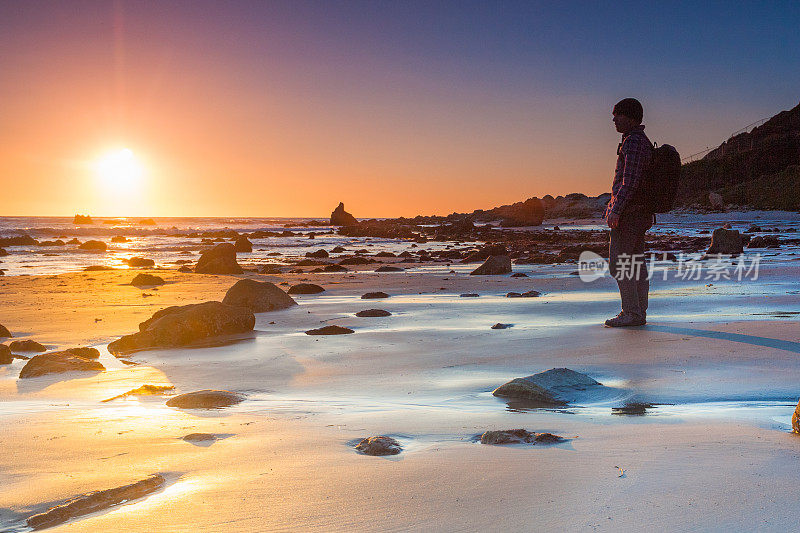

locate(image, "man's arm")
[[606, 134, 648, 216]]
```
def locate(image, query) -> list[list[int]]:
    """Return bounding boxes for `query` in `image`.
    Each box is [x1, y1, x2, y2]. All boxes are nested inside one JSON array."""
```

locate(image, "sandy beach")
[[2, 221, 799, 532]]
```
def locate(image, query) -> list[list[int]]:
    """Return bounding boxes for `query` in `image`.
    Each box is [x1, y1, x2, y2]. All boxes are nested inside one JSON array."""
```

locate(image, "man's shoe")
[[604, 312, 646, 327]]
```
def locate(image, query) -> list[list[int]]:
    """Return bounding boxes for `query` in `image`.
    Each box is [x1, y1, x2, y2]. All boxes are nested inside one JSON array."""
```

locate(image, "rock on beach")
[[492, 368, 601, 405], [287, 283, 325, 295], [131, 273, 165, 287], [470, 255, 512, 275], [9, 339, 46, 353], [355, 436, 402, 456], [166, 390, 244, 409], [222, 279, 297, 312], [19, 348, 104, 378], [107, 301, 255, 355], [305, 325, 354, 335], [194, 243, 243, 274]]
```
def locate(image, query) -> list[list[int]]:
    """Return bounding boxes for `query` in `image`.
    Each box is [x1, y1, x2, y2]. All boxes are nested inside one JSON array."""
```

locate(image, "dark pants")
[[609, 209, 653, 318]]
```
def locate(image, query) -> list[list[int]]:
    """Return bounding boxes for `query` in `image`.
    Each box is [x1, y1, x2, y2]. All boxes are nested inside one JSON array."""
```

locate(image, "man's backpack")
[[634, 142, 681, 213]]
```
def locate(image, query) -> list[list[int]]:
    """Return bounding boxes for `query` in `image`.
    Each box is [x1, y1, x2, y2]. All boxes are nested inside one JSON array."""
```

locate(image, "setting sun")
[[93, 148, 143, 191]]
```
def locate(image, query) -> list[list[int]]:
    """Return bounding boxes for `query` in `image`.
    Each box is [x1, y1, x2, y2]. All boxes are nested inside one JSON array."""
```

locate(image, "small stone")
[[506, 290, 541, 298], [355, 309, 391, 317], [361, 291, 389, 299], [459, 293, 479, 297], [305, 325, 354, 335], [491, 323, 512, 329], [375, 265, 404, 272], [166, 390, 244, 409], [355, 436, 402, 456], [182, 433, 219, 443]]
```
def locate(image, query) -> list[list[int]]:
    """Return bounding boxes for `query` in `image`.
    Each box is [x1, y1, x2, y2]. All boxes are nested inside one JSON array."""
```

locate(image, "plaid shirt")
[[605, 125, 652, 216]]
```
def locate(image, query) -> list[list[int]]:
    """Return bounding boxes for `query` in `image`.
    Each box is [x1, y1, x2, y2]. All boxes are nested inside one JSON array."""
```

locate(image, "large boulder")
[[706, 228, 743, 255], [497, 197, 545, 227], [127, 257, 155, 267], [330, 202, 358, 226], [234, 236, 252, 253], [19, 348, 104, 378], [492, 368, 601, 405], [287, 283, 325, 295], [470, 255, 512, 275], [107, 301, 255, 355], [78, 240, 107, 252], [166, 390, 244, 409], [0, 324, 10, 337], [9, 339, 46, 353], [222, 279, 296, 312], [131, 273, 165, 287], [195, 243, 243, 274], [0, 344, 12, 364]]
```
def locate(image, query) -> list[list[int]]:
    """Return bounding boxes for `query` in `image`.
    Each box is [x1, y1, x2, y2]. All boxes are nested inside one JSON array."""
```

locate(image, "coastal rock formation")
[[166, 389, 244, 409], [479, 429, 565, 445], [306, 249, 329, 258], [127, 257, 155, 267], [462, 243, 508, 263], [305, 325, 354, 335], [234, 236, 252, 253], [355, 436, 402, 456], [78, 240, 107, 252], [73, 214, 93, 224], [355, 309, 391, 317], [9, 340, 46, 353], [26, 475, 165, 530], [492, 367, 601, 405], [0, 324, 10, 337], [111, 236, 128, 243], [131, 273, 165, 287], [361, 291, 389, 299], [706, 228, 744, 255], [107, 301, 255, 355], [194, 243, 243, 274], [222, 279, 297, 312], [495, 197, 545, 226], [287, 283, 325, 295], [470, 255, 512, 275], [330, 202, 358, 226], [0, 235, 37, 246], [0, 344, 12, 364], [747, 235, 781, 248], [19, 348, 104, 378]]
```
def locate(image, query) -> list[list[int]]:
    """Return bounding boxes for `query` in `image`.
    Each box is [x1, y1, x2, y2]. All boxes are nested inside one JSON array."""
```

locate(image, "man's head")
[[612, 98, 643, 134]]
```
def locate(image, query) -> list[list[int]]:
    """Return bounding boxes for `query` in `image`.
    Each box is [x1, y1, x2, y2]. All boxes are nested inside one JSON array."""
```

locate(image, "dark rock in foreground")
[[330, 202, 358, 226], [9, 340, 46, 353], [19, 348, 104, 378], [107, 301, 255, 355], [26, 474, 165, 530], [287, 283, 325, 295], [361, 291, 389, 299], [356, 309, 391, 317], [470, 255, 512, 275], [194, 243, 243, 274], [131, 273, 165, 287], [479, 429, 565, 445], [127, 257, 155, 267], [706, 228, 743, 255], [222, 279, 296, 312], [166, 389, 244, 409], [0, 324, 10, 337], [492, 368, 601, 405], [355, 436, 402, 456], [0, 344, 12, 364], [305, 325, 354, 335]]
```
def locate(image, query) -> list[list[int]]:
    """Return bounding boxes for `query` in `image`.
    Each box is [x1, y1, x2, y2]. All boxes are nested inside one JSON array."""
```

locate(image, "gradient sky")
[[1, 0, 799, 217]]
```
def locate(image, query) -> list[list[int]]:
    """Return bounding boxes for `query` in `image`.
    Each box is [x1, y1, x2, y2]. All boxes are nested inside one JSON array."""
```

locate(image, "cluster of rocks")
[[479, 429, 565, 445]]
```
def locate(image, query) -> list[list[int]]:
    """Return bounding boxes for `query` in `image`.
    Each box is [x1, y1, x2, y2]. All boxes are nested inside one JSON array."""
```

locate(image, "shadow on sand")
[[644, 325, 800, 354]]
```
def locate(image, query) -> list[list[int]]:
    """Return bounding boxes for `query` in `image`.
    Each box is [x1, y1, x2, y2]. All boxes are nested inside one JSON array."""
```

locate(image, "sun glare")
[[94, 148, 143, 190]]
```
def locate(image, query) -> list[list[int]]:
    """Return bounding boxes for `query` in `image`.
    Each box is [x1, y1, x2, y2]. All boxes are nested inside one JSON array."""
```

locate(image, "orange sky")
[[1, 2, 797, 218]]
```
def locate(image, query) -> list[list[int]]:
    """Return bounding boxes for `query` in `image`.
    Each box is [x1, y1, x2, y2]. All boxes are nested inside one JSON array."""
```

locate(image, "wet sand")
[[1, 259, 800, 531]]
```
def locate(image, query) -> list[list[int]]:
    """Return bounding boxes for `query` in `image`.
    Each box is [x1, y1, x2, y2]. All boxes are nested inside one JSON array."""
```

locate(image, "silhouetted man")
[[605, 98, 653, 327]]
